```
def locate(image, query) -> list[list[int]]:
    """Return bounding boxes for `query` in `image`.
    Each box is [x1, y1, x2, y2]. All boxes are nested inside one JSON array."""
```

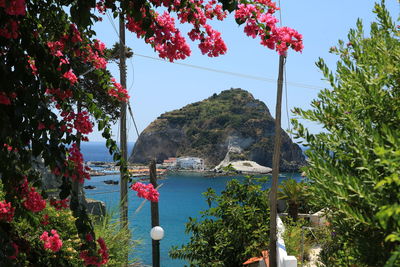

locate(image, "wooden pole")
[[119, 10, 128, 229], [150, 160, 160, 267], [269, 54, 286, 267]]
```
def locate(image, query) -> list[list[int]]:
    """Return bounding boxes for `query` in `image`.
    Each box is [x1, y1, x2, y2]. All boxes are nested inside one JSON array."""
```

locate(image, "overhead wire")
[[132, 53, 324, 91], [105, 5, 324, 142], [106, 8, 323, 91], [278, 0, 293, 139]]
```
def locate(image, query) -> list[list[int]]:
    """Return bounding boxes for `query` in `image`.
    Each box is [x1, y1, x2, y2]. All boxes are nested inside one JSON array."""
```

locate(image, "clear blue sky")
[[89, 0, 399, 142]]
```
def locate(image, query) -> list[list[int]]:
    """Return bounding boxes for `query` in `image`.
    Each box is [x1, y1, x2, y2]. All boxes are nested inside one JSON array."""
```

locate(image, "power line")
[[128, 103, 140, 138], [86, 189, 120, 196], [133, 53, 324, 91], [278, 0, 292, 139], [284, 58, 292, 138], [105, 9, 323, 92]]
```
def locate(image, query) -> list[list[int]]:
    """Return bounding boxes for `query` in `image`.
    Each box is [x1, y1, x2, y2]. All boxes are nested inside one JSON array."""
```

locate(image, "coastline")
[[87, 161, 276, 179]]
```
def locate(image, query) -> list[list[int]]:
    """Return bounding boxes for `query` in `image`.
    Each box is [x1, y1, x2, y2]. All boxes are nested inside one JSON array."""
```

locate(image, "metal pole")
[[150, 160, 160, 267], [119, 10, 128, 229], [269, 54, 286, 267]]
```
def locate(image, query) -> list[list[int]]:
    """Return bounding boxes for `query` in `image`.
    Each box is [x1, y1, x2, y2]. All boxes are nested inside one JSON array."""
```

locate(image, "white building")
[[176, 157, 204, 170]]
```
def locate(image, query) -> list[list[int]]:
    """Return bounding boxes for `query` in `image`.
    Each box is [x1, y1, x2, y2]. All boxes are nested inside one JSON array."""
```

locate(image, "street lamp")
[[150, 226, 164, 241]]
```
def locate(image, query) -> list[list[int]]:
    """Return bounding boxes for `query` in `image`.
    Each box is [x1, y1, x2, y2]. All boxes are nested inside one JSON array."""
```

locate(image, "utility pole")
[[119, 10, 128, 228], [150, 160, 160, 267], [71, 101, 83, 214], [269, 54, 286, 267]]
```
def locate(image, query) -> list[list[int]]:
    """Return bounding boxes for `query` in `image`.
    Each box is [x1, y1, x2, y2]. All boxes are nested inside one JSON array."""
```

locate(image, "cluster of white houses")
[[162, 157, 205, 171]]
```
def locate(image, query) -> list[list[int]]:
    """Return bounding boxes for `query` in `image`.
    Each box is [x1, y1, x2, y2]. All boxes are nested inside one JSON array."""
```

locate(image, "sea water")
[[81, 142, 303, 266]]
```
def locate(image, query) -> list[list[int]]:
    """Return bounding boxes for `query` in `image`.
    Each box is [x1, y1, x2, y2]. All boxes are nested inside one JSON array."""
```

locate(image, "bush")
[[0, 199, 83, 266], [169, 179, 270, 267], [282, 218, 313, 264], [293, 2, 400, 266], [92, 211, 139, 266]]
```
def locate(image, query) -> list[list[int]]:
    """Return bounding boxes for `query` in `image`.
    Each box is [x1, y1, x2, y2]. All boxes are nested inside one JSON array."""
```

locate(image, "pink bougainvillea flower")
[[50, 198, 69, 210], [23, 187, 46, 212], [40, 229, 63, 252], [85, 233, 93, 242], [8, 242, 19, 260], [0, 0, 26, 16], [63, 69, 78, 85], [0, 200, 15, 222], [19, 179, 46, 213], [0, 92, 11, 105], [130, 182, 159, 202], [108, 78, 129, 102], [65, 143, 91, 183], [41, 214, 50, 226], [79, 237, 109, 266]]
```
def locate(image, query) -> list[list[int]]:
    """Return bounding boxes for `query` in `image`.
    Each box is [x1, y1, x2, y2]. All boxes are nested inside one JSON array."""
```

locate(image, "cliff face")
[[129, 88, 305, 172]]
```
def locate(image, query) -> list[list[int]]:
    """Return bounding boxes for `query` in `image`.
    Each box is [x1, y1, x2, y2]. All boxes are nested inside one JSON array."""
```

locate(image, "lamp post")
[[150, 160, 161, 267], [151, 226, 165, 241]]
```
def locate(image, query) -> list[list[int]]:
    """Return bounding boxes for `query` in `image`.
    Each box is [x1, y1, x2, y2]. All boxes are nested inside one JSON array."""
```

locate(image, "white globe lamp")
[[150, 226, 164, 241]]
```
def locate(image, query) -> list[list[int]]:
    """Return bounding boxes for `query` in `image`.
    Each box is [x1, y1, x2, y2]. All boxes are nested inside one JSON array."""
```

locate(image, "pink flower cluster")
[[0, 0, 26, 16], [50, 198, 69, 210], [40, 230, 63, 252], [79, 40, 107, 69], [0, 200, 15, 222], [20, 179, 46, 213], [66, 144, 91, 183], [41, 214, 50, 226], [234, 0, 303, 54], [74, 112, 93, 135], [126, 0, 229, 61], [196, 24, 227, 57], [47, 25, 107, 85], [127, 12, 191, 61], [70, 24, 82, 43], [0, 91, 16, 105], [8, 242, 19, 260], [60, 110, 93, 136], [96, 0, 106, 14], [3, 143, 14, 152], [79, 238, 109, 266], [0, 19, 19, 39], [45, 88, 73, 102], [63, 69, 78, 85], [130, 182, 159, 202], [27, 56, 38, 75], [108, 78, 129, 102]]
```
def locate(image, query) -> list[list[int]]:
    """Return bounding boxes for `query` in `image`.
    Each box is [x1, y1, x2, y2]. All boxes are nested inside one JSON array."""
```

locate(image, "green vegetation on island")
[[130, 88, 305, 171]]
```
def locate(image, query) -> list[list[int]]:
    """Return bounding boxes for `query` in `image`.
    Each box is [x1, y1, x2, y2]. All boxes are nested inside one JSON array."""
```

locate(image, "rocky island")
[[129, 88, 305, 172]]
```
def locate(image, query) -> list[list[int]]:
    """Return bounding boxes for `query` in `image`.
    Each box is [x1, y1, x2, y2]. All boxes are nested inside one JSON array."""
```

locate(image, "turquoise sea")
[[81, 142, 303, 266]]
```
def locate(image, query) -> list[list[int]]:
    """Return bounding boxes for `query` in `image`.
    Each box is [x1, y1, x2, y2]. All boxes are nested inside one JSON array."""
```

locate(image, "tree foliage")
[[292, 2, 400, 266], [278, 178, 307, 221], [169, 179, 270, 267]]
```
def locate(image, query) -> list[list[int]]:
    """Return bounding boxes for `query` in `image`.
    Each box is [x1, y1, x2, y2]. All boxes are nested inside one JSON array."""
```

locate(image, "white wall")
[[276, 215, 298, 267]]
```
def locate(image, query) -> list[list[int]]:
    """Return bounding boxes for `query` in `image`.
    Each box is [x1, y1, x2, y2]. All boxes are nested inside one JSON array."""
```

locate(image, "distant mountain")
[[129, 88, 305, 172]]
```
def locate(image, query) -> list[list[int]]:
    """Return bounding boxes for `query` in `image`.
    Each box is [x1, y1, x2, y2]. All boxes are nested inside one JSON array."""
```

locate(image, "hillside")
[[129, 88, 305, 171]]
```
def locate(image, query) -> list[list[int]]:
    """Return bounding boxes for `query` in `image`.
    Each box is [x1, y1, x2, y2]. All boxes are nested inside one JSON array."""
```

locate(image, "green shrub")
[[92, 211, 139, 266], [282, 218, 313, 264], [169, 179, 270, 267], [292, 2, 400, 266]]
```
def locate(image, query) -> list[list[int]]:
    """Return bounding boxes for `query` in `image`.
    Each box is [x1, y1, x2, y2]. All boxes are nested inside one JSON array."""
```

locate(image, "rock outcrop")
[[129, 88, 305, 172]]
